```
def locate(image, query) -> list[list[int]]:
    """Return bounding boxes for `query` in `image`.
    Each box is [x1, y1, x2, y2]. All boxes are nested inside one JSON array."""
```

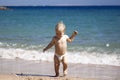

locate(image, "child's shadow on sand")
[[16, 73, 55, 77]]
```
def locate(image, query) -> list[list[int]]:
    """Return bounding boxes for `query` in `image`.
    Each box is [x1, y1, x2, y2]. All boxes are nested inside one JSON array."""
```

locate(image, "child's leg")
[[54, 55, 60, 77], [62, 56, 67, 76]]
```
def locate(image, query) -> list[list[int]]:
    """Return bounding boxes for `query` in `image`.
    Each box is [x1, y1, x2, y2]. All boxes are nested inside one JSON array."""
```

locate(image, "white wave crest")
[[0, 48, 120, 66]]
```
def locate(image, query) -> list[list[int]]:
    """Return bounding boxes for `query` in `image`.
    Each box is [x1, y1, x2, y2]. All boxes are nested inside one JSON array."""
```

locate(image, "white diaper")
[[55, 54, 66, 61]]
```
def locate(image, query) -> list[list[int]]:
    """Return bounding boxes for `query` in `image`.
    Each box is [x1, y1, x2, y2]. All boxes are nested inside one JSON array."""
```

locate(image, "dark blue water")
[[0, 6, 120, 66]]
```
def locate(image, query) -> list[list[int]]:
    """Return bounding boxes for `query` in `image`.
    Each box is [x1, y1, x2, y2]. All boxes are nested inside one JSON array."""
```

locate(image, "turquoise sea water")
[[0, 6, 120, 66]]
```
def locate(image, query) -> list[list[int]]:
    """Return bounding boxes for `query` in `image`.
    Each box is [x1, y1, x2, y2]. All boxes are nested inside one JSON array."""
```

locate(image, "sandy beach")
[[0, 58, 120, 80], [0, 5, 120, 80]]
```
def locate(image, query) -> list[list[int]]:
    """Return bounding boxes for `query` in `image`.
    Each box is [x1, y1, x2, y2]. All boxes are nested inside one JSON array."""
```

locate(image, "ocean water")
[[0, 6, 120, 66]]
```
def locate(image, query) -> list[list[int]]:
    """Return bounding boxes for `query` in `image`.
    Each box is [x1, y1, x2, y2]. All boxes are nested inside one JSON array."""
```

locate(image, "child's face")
[[56, 30, 64, 38], [55, 23, 65, 38]]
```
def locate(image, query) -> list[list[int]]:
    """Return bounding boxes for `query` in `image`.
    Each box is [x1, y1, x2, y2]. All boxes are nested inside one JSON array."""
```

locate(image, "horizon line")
[[1, 5, 120, 7]]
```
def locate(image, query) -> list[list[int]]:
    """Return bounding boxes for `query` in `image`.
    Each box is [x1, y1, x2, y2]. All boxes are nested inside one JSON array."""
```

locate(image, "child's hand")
[[43, 48, 46, 53], [73, 30, 78, 35]]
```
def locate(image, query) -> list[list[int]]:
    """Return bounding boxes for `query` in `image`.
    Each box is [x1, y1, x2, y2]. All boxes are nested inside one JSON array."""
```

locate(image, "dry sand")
[[0, 58, 120, 80], [0, 74, 96, 80]]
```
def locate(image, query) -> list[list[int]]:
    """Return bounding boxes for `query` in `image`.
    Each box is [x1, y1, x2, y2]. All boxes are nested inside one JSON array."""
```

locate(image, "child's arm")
[[67, 31, 78, 43], [43, 37, 55, 52]]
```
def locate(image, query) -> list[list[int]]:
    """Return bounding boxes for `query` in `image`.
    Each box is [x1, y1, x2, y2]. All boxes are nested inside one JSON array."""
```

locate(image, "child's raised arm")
[[67, 30, 78, 43]]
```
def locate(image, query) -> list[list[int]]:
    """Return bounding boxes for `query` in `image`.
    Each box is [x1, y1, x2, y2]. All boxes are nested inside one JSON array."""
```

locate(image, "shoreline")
[[0, 58, 120, 80]]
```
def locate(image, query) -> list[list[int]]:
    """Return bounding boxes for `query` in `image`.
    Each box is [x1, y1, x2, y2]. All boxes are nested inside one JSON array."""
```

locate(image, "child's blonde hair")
[[55, 21, 66, 32]]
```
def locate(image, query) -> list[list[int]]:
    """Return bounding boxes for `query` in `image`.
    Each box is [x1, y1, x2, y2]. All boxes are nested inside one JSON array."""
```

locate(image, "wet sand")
[[0, 58, 120, 80]]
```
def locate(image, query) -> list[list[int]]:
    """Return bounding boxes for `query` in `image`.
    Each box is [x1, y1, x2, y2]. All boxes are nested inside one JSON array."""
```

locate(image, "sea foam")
[[0, 48, 119, 66]]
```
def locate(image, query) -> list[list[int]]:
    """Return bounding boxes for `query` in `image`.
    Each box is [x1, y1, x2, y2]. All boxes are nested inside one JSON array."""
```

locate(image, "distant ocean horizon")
[[0, 6, 120, 66], [6, 5, 120, 9], [4, 5, 120, 6]]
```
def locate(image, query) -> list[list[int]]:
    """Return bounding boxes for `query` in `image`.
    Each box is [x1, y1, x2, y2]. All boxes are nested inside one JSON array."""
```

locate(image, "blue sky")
[[0, 0, 120, 6]]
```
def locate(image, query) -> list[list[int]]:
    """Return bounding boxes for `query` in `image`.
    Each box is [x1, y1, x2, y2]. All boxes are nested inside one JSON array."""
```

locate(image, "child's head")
[[55, 21, 66, 37]]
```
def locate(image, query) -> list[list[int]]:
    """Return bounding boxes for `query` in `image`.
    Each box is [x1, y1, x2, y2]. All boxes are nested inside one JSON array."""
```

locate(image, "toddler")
[[43, 22, 78, 77]]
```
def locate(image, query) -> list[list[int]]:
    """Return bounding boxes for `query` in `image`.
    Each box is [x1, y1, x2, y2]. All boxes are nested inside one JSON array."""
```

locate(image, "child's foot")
[[63, 74, 67, 77], [54, 74, 59, 77]]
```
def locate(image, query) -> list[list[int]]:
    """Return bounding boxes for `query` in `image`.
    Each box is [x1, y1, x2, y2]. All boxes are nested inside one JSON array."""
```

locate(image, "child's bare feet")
[[54, 73, 59, 77], [63, 74, 67, 77]]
